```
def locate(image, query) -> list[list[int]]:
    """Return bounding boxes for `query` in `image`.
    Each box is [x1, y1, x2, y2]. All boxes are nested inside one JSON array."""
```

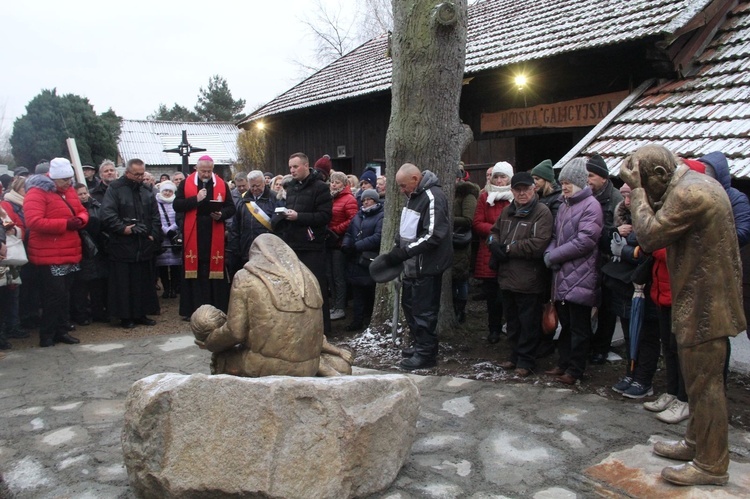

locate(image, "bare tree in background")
[[296, 0, 480, 75], [358, 0, 393, 39], [296, 0, 393, 74]]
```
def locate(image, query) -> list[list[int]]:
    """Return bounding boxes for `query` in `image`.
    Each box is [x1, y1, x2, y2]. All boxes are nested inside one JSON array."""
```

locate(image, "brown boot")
[[653, 439, 695, 462], [661, 462, 728, 486]]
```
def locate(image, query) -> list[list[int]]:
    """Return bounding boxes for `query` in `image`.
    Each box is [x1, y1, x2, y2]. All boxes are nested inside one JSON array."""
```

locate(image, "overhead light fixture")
[[514, 74, 527, 89], [255, 122, 265, 130]]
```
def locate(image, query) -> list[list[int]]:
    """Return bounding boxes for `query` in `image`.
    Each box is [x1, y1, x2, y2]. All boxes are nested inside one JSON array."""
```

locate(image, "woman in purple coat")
[[543, 158, 603, 385]]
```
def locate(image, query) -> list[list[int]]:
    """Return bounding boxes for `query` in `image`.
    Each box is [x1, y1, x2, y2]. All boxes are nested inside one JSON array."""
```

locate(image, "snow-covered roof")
[[574, 1, 750, 178], [239, 0, 710, 124], [118, 120, 239, 166]]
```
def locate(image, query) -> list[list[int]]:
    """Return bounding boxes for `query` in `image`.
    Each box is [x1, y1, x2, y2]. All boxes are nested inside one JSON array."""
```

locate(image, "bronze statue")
[[191, 234, 353, 377], [620, 144, 745, 486]]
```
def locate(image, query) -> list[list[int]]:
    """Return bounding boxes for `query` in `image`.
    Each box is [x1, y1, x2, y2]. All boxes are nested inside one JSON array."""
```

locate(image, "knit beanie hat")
[[314, 155, 332, 180], [361, 189, 379, 203], [585, 154, 609, 179], [49, 158, 75, 179], [160, 180, 177, 193], [530, 159, 554, 183], [492, 161, 514, 178], [558, 158, 588, 189], [360, 170, 377, 187]]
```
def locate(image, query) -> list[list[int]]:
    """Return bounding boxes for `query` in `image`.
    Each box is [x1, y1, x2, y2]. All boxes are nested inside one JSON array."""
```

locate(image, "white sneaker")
[[644, 393, 676, 412], [656, 400, 689, 424], [330, 309, 346, 320]]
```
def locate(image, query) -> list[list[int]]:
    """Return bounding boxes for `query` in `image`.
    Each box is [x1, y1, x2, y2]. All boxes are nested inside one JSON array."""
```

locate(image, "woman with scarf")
[[341, 189, 383, 331], [155, 181, 182, 299], [530, 159, 562, 220], [2, 176, 40, 335], [0, 177, 29, 342], [0, 203, 24, 349], [472, 161, 514, 343]]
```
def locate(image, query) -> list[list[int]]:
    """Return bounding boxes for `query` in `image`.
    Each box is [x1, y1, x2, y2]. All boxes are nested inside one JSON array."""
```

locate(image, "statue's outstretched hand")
[[620, 156, 642, 190], [339, 348, 354, 365]]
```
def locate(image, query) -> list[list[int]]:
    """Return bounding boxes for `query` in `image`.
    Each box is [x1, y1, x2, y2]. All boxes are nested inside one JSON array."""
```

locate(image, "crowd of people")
[[2, 145, 744, 487], [0, 154, 392, 348], [1, 150, 746, 409]]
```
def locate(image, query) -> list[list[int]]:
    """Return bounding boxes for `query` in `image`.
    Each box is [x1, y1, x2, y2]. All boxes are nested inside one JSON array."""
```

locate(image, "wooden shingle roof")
[[240, 0, 711, 124], [576, 0, 750, 177]]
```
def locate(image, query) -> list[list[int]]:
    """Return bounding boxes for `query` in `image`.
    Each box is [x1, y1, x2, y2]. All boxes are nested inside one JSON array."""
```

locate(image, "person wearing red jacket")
[[641, 248, 689, 423], [472, 162, 513, 343], [24, 158, 89, 347], [327, 171, 358, 321]]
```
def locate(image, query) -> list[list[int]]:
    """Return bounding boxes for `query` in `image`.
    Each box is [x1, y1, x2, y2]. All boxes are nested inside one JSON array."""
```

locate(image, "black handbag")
[[452, 227, 472, 248], [79, 230, 99, 259], [60, 195, 99, 259]]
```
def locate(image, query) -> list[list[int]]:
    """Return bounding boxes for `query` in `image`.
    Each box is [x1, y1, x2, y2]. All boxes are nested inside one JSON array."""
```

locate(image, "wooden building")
[[239, 0, 750, 183], [118, 120, 239, 179]]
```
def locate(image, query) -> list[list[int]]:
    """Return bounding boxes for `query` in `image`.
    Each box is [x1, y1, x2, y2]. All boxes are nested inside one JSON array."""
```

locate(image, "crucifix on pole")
[[163, 130, 207, 175]]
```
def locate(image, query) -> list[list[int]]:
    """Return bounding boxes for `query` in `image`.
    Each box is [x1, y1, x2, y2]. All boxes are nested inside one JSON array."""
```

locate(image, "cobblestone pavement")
[[1, 333, 749, 498]]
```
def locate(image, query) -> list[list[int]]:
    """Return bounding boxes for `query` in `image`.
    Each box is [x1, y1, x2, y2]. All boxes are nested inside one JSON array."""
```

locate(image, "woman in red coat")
[[24, 158, 89, 347], [328, 171, 359, 320], [472, 161, 514, 343]]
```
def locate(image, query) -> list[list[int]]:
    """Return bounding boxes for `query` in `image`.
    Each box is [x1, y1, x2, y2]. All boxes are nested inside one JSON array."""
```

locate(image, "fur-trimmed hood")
[[25, 174, 56, 192], [614, 200, 632, 227], [455, 180, 480, 199]]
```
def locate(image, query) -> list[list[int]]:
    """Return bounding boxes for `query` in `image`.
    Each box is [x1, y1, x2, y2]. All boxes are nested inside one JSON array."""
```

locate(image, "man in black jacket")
[[101, 159, 161, 329], [227, 170, 278, 275], [586, 154, 623, 365], [272, 152, 333, 333], [90, 160, 118, 204], [382, 163, 452, 370]]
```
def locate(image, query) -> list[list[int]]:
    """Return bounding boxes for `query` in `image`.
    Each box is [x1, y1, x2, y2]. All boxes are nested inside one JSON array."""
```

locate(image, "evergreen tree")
[[10, 89, 120, 168], [148, 103, 200, 122], [195, 75, 246, 122]]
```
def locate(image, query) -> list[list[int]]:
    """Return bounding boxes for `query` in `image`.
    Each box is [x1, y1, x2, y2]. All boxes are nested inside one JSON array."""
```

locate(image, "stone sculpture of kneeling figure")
[[190, 233, 352, 377]]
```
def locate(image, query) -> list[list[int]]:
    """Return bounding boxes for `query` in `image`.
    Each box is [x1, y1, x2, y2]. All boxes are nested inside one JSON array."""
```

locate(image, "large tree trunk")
[[372, 0, 473, 337]]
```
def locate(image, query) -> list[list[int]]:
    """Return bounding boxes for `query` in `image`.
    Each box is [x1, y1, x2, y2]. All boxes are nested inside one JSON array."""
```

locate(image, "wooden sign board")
[[481, 91, 629, 133]]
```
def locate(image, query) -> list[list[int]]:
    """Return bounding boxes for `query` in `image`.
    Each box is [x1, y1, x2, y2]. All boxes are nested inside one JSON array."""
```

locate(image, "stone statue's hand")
[[194, 339, 207, 349], [619, 156, 642, 189], [339, 348, 354, 365]]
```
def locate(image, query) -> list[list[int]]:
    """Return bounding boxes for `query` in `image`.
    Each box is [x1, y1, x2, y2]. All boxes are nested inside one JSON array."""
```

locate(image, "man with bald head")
[[382, 163, 452, 370]]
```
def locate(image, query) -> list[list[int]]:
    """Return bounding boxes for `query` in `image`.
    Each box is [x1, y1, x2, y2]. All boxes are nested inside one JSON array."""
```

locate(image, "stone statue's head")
[[191, 304, 227, 341], [628, 144, 678, 209]]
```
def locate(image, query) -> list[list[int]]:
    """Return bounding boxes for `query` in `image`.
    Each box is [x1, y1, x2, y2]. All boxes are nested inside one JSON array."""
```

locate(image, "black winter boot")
[[455, 299, 467, 324]]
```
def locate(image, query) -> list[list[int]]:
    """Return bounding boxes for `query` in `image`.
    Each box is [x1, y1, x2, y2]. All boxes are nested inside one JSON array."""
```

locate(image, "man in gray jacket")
[[382, 163, 452, 370]]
